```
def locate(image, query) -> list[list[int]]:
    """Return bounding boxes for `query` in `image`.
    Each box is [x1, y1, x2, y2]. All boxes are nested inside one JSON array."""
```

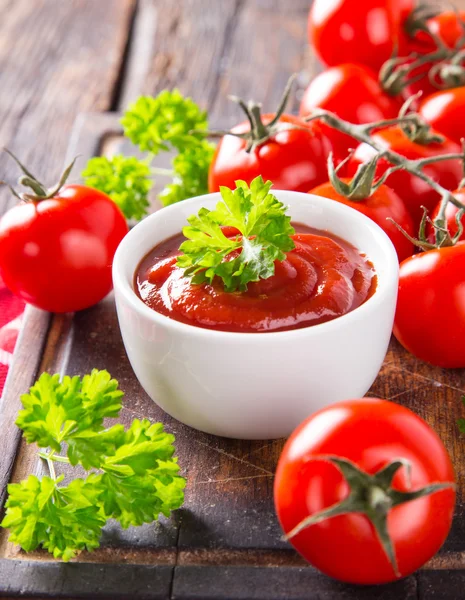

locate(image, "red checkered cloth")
[[0, 274, 24, 397]]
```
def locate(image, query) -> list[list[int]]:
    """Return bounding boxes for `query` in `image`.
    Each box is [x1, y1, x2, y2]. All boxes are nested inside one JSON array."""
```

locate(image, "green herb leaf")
[[82, 155, 152, 220], [3, 370, 185, 561], [97, 419, 185, 527], [177, 176, 295, 292], [121, 90, 208, 154], [1, 475, 105, 561], [159, 140, 215, 206], [16, 370, 123, 452]]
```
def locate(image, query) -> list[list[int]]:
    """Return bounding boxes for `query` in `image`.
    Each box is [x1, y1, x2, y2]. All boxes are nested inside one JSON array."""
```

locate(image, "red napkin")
[[0, 274, 24, 397]]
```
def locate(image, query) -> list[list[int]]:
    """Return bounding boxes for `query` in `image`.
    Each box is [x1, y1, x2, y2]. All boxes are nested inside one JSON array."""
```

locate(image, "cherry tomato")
[[410, 10, 465, 53], [394, 241, 465, 367], [418, 87, 465, 146], [299, 64, 401, 161], [208, 115, 331, 193], [428, 189, 465, 243], [400, 59, 438, 107], [0, 185, 128, 313], [403, 12, 465, 101], [347, 127, 462, 227], [309, 180, 415, 261], [275, 398, 455, 584], [309, 0, 414, 73]]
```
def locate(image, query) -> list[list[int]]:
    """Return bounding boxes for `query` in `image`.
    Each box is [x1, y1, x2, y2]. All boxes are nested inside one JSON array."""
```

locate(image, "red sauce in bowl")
[[135, 224, 377, 333]]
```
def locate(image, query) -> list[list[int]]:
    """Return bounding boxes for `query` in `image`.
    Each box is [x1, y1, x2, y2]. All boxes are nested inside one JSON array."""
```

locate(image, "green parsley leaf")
[[159, 140, 215, 206], [1, 475, 105, 561], [3, 370, 185, 561], [121, 90, 208, 154], [82, 155, 152, 220], [177, 176, 295, 292], [97, 420, 185, 527], [16, 370, 123, 452]]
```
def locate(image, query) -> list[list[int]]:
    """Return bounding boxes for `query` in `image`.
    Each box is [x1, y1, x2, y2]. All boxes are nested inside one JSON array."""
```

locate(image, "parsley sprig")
[[177, 176, 295, 292], [82, 90, 214, 219], [1, 370, 185, 561], [82, 155, 152, 221]]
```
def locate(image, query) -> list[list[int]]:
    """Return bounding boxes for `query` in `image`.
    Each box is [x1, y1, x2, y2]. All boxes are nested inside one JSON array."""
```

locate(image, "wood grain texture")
[[0, 0, 136, 216], [118, 0, 244, 112]]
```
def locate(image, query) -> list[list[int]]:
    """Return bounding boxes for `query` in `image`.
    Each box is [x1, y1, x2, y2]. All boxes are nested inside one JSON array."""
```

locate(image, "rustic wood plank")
[[209, 0, 312, 125], [0, 0, 136, 216], [417, 570, 465, 600], [117, 0, 244, 112], [0, 560, 173, 599], [172, 566, 417, 600]]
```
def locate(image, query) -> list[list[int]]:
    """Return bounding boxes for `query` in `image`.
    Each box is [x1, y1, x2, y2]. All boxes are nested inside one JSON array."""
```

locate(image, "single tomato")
[[275, 398, 455, 584], [299, 64, 401, 161], [418, 87, 465, 146], [347, 126, 462, 227], [208, 114, 331, 193], [410, 10, 465, 53], [309, 179, 415, 261], [428, 189, 465, 243], [394, 242, 465, 367], [0, 183, 128, 313], [308, 0, 414, 72]]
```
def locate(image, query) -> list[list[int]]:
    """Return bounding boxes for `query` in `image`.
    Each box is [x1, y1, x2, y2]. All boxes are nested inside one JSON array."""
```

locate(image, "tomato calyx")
[[195, 75, 308, 153], [381, 8, 465, 96], [285, 455, 454, 578], [1, 149, 77, 203], [327, 152, 383, 201]]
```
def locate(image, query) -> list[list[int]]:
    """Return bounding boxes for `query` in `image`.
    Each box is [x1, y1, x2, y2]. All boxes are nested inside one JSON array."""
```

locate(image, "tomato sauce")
[[135, 224, 377, 333]]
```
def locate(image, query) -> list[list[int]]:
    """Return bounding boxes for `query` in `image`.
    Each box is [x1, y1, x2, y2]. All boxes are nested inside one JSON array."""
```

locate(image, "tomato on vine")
[[275, 398, 455, 584], [419, 87, 465, 146], [308, 0, 414, 72], [208, 77, 331, 194], [394, 240, 465, 368], [0, 152, 128, 313], [299, 64, 401, 162], [347, 126, 462, 227], [310, 177, 414, 262]]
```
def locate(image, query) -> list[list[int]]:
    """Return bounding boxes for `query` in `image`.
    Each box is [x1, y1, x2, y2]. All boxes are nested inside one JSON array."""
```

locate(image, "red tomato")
[[347, 127, 462, 227], [309, 180, 415, 261], [399, 59, 438, 107], [394, 242, 465, 367], [410, 10, 465, 53], [309, 0, 414, 72], [299, 64, 401, 161], [0, 185, 128, 313], [402, 12, 465, 101], [418, 87, 465, 146], [428, 189, 465, 243], [274, 398, 455, 584], [208, 115, 331, 193]]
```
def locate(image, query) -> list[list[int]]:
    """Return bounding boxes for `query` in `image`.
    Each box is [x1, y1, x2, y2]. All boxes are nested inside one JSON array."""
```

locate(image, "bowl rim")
[[112, 190, 399, 341]]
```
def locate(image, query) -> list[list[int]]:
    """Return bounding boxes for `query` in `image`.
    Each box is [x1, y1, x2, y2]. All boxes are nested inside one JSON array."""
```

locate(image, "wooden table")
[[1, 1, 465, 598]]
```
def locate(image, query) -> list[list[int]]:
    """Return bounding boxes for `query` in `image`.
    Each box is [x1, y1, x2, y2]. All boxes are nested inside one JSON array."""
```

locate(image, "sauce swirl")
[[135, 224, 377, 333]]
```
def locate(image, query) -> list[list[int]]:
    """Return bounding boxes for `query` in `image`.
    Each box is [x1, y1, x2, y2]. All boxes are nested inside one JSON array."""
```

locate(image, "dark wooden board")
[[1, 112, 465, 600], [2, 0, 465, 598]]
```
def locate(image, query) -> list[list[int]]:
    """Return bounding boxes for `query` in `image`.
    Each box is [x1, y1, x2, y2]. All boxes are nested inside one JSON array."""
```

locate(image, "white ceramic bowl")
[[113, 191, 398, 439]]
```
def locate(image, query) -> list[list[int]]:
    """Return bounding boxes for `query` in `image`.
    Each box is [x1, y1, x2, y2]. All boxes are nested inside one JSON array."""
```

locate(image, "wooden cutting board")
[[0, 112, 464, 600]]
